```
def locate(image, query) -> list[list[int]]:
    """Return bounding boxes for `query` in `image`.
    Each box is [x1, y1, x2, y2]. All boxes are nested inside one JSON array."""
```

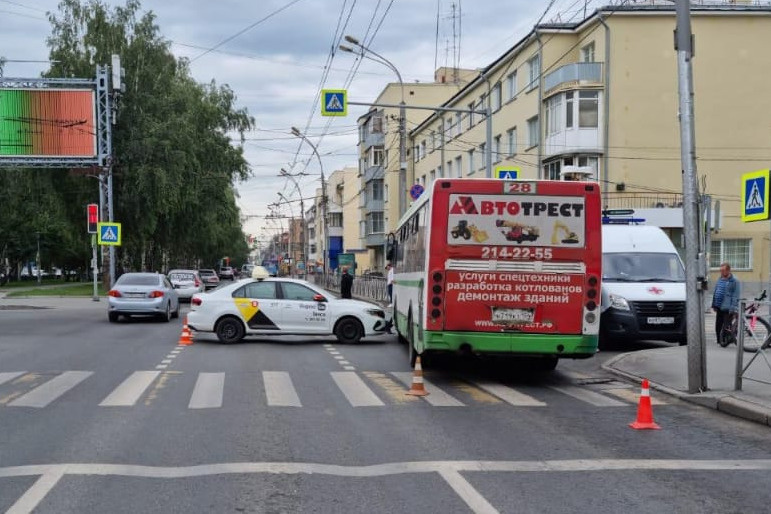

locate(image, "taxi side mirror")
[[313, 294, 327, 302]]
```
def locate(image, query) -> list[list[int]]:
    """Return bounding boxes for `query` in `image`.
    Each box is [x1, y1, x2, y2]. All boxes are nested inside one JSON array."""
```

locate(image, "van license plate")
[[647, 317, 674, 325]]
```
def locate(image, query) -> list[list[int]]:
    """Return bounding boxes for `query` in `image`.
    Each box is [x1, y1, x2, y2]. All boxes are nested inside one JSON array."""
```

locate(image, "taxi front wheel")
[[335, 317, 364, 345], [216, 316, 245, 344]]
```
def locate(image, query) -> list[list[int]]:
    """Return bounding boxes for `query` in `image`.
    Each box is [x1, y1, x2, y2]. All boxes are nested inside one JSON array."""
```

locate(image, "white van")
[[600, 225, 687, 347]]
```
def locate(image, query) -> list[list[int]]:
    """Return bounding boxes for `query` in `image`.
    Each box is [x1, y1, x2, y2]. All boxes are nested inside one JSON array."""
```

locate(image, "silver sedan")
[[108, 272, 180, 322]]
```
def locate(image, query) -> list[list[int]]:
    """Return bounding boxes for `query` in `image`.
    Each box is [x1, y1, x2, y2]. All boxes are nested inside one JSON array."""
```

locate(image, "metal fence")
[[309, 273, 389, 304], [735, 299, 771, 390]]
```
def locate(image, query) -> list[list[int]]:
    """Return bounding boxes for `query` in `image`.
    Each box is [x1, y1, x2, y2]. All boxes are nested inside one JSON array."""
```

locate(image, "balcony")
[[365, 232, 385, 247], [603, 192, 683, 210], [543, 62, 603, 94]]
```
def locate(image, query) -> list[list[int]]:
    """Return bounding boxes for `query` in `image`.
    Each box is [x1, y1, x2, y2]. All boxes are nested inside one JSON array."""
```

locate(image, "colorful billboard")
[[0, 88, 97, 158]]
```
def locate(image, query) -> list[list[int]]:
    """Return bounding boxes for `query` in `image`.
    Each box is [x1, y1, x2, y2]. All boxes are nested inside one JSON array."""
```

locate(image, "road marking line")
[[161, 360, 173, 364], [170, 350, 181, 354], [331, 372, 384, 406], [471, 382, 546, 406], [6, 459, 771, 513], [343, 366, 356, 371], [333, 356, 344, 360], [362, 372, 419, 404], [188, 373, 225, 409], [329, 351, 340, 355], [439, 469, 499, 514], [604, 387, 667, 405], [6, 471, 63, 514], [391, 372, 464, 406], [0, 371, 26, 386], [339, 360, 350, 365], [99, 371, 161, 406], [263, 371, 301, 407], [155, 365, 168, 369], [548, 385, 627, 407], [8, 372, 93, 408]]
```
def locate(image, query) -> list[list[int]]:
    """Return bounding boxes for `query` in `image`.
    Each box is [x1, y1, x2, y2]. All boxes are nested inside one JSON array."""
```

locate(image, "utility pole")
[[676, 0, 708, 393]]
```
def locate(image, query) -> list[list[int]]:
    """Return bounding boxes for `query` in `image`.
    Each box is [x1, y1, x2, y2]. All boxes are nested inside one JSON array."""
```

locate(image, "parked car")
[[168, 269, 205, 302], [107, 272, 180, 323], [218, 266, 235, 280], [198, 269, 220, 290], [187, 277, 388, 344]]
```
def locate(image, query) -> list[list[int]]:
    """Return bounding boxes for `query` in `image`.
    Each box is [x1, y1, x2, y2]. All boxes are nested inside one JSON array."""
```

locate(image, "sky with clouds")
[[1, 0, 604, 241]]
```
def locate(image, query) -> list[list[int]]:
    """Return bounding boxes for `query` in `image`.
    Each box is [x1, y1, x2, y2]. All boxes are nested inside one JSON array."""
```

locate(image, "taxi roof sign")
[[741, 169, 770, 222], [321, 89, 347, 116]]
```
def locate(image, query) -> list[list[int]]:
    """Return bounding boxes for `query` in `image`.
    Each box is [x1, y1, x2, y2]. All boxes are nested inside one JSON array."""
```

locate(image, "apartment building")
[[408, 3, 771, 288], [357, 68, 478, 269]]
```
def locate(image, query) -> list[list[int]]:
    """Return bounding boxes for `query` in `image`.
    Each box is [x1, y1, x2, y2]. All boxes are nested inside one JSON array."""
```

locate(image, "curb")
[[602, 352, 771, 427]]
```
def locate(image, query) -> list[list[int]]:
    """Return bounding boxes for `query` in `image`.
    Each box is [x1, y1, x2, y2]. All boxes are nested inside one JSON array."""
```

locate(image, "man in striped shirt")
[[712, 262, 741, 343]]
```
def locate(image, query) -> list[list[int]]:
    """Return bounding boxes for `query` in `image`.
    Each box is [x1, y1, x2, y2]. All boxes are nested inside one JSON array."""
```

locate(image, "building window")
[[371, 114, 383, 133], [455, 112, 463, 136], [581, 42, 595, 63], [544, 160, 560, 181], [478, 143, 486, 170], [476, 95, 486, 123], [577, 156, 598, 171], [528, 54, 540, 90], [455, 156, 462, 178], [468, 102, 475, 128], [579, 91, 599, 128], [566, 92, 574, 129], [328, 212, 343, 227], [437, 165, 443, 178], [494, 135, 502, 163], [420, 140, 427, 160], [491, 82, 502, 112], [506, 70, 517, 101], [371, 147, 384, 166], [310, 244, 316, 254], [467, 149, 475, 175], [368, 212, 384, 234], [527, 116, 539, 147], [507, 127, 517, 156], [372, 179, 384, 201], [429, 169, 435, 183], [710, 239, 751, 271], [446, 160, 453, 178], [545, 95, 562, 136], [431, 132, 436, 152]]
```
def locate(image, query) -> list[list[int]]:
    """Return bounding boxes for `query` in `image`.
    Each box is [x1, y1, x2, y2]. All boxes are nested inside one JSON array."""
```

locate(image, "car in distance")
[[107, 272, 180, 322], [168, 269, 205, 302], [198, 269, 220, 290], [187, 277, 388, 344], [218, 266, 235, 280]]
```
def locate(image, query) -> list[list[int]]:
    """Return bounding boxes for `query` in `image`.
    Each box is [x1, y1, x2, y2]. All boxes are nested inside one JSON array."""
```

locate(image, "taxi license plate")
[[647, 317, 675, 325], [492, 307, 534, 324]]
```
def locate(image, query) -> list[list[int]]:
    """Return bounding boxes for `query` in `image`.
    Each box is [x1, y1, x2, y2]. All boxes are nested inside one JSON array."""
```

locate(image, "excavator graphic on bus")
[[495, 219, 540, 243], [450, 220, 490, 243], [551, 221, 580, 244]]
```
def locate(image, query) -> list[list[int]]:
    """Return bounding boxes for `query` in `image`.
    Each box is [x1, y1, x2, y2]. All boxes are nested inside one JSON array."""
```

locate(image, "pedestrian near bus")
[[386, 262, 394, 306], [340, 266, 353, 299], [712, 262, 741, 343]]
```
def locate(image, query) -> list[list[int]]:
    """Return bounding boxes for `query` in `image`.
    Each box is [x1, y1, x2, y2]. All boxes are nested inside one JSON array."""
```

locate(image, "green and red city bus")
[[389, 178, 602, 370]]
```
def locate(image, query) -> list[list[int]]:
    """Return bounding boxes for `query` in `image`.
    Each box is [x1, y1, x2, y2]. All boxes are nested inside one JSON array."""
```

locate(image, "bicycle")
[[718, 290, 771, 352]]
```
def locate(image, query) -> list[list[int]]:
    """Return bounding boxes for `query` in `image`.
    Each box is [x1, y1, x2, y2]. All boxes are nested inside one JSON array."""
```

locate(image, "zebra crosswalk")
[[0, 369, 664, 411]]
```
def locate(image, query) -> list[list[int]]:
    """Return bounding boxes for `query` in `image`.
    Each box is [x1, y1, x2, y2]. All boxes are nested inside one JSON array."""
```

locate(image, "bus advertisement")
[[390, 179, 602, 370]]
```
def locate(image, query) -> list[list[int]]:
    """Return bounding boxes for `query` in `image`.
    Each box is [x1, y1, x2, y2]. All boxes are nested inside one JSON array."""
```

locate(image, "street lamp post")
[[340, 36, 407, 218], [291, 127, 328, 275]]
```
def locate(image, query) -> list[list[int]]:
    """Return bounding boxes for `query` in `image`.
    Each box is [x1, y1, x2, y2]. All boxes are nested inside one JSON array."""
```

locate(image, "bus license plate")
[[492, 307, 534, 324], [647, 317, 674, 325]]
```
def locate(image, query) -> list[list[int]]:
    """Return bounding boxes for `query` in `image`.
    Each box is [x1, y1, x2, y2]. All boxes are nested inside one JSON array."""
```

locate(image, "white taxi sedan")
[[187, 277, 388, 344]]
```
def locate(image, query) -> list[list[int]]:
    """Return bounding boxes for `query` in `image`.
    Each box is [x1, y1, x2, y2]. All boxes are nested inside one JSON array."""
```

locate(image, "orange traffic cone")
[[629, 379, 660, 430], [405, 355, 429, 397], [178, 316, 194, 346]]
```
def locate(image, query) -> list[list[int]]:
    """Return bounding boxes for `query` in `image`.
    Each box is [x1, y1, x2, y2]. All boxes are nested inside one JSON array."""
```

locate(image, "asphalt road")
[[2, 302, 771, 513]]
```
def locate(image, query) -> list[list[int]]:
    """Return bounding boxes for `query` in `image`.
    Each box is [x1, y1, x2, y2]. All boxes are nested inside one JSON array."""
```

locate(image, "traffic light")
[[87, 204, 99, 233]]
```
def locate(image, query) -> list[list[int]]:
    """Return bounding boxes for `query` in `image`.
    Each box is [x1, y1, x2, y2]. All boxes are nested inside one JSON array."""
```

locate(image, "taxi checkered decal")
[[234, 299, 279, 329]]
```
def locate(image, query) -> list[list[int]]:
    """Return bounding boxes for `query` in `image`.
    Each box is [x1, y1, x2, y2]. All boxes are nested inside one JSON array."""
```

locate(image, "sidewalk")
[[604, 311, 771, 427]]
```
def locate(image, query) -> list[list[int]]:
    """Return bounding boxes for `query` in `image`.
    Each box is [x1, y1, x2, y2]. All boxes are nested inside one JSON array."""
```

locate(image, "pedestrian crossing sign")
[[321, 89, 347, 116], [97, 222, 122, 246], [741, 169, 770, 222], [495, 166, 520, 180]]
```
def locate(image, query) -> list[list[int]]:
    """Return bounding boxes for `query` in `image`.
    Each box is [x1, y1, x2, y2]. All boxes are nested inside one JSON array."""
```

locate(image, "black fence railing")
[[603, 192, 683, 210], [308, 273, 388, 303]]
